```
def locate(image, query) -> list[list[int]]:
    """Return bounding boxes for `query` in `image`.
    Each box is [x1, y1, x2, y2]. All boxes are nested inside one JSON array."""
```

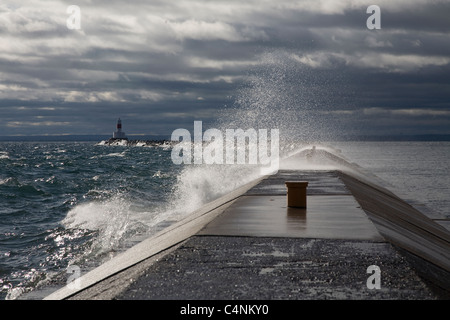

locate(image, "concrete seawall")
[[44, 166, 450, 300]]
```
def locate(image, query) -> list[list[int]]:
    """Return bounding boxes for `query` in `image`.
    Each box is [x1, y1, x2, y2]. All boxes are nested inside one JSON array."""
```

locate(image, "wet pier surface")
[[50, 170, 449, 300], [116, 236, 435, 300]]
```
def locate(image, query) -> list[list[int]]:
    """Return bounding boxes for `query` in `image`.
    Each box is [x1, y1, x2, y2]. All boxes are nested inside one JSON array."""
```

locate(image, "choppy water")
[[0, 142, 182, 299], [0, 140, 449, 299]]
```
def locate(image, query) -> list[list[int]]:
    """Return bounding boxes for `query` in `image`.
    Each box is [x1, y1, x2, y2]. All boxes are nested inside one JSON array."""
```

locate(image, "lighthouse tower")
[[113, 118, 127, 139]]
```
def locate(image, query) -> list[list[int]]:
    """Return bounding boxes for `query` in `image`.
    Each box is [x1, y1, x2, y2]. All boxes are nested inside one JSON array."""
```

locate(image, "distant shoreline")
[[1, 134, 450, 142], [0, 135, 170, 142]]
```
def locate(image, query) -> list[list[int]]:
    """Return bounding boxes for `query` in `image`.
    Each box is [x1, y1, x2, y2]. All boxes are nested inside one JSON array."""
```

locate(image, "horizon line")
[[1, 134, 450, 142]]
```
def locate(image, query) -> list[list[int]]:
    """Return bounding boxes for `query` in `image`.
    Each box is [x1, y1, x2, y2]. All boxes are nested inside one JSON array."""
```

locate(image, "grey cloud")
[[0, 0, 449, 137]]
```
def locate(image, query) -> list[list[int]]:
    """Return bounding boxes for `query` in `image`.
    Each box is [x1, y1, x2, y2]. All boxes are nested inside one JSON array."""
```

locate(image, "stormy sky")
[[1, 0, 449, 138]]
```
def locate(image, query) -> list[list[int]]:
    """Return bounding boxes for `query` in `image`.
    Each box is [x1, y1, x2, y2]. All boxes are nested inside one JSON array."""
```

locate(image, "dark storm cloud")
[[0, 0, 449, 137]]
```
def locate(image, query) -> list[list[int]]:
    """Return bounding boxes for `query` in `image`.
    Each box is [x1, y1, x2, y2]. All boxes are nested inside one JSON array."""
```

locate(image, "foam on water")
[[61, 195, 148, 259], [168, 164, 263, 218]]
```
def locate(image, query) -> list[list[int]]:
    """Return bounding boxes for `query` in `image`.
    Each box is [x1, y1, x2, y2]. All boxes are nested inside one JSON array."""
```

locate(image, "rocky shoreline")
[[97, 138, 175, 148]]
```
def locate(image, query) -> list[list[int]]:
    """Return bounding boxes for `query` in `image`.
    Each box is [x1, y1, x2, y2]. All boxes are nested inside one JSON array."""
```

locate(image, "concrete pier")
[[44, 168, 450, 300]]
